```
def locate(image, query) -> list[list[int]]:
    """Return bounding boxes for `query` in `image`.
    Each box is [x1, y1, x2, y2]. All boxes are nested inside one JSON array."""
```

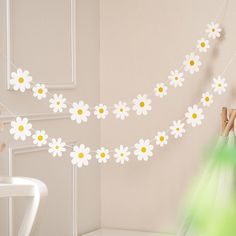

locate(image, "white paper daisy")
[[185, 105, 204, 127], [183, 53, 202, 74], [155, 131, 168, 147], [32, 130, 48, 146], [96, 147, 110, 163], [32, 84, 47, 100], [212, 76, 227, 95], [114, 145, 130, 164], [94, 104, 109, 119], [113, 101, 130, 120], [206, 22, 222, 39], [197, 38, 210, 53], [48, 138, 66, 157], [169, 120, 186, 139], [201, 92, 213, 107], [69, 101, 91, 124], [49, 94, 67, 113], [168, 70, 184, 87], [134, 139, 153, 161], [132, 94, 152, 116], [10, 69, 32, 92], [154, 83, 168, 98], [10, 117, 32, 141], [70, 144, 92, 168]]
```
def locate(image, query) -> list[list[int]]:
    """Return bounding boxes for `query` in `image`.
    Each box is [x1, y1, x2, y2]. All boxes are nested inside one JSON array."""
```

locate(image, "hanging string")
[[0, 0, 228, 112]]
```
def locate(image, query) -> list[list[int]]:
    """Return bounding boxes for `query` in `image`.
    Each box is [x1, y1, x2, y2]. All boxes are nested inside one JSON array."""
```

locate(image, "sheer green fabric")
[[180, 134, 236, 236]]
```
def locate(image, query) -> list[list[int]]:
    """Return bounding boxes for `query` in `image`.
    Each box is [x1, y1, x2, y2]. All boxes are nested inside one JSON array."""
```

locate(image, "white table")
[[0, 176, 48, 236]]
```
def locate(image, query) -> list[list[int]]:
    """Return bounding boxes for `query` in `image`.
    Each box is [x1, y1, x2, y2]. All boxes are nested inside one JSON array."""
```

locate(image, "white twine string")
[[0, 53, 235, 154], [0, 0, 228, 111], [0, 0, 231, 155]]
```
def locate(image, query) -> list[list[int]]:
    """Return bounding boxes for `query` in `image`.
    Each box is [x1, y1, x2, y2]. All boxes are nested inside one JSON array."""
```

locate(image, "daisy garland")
[[6, 52, 235, 168], [9, 20, 223, 123]]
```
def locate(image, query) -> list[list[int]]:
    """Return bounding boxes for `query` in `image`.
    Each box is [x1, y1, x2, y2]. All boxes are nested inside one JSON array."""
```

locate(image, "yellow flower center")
[[175, 77, 179, 80], [37, 135, 43, 141], [55, 145, 60, 150], [78, 152, 84, 159], [100, 152, 106, 158], [159, 136, 164, 142], [192, 113, 197, 119], [205, 96, 209, 102], [57, 101, 60, 105], [77, 109, 83, 115], [190, 60, 195, 66], [18, 77, 24, 84], [176, 128, 180, 131], [38, 88, 43, 94], [201, 42, 206, 47], [139, 102, 145, 107], [120, 153, 124, 157], [120, 108, 124, 112], [99, 108, 104, 114], [141, 147, 146, 153], [18, 125, 24, 132], [158, 87, 163, 92], [212, 28, 215, 32], [218, 83, 222, 87]]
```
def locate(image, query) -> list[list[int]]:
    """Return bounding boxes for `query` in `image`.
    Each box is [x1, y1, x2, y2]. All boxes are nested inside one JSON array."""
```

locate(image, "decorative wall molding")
[[0, 112, 70, 124], [6, 0, 77, 90], [7, 140, 78, 236]]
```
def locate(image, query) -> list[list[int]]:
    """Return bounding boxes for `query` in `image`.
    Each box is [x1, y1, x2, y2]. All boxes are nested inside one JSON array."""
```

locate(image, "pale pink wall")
[[100, 0, 236, 233]]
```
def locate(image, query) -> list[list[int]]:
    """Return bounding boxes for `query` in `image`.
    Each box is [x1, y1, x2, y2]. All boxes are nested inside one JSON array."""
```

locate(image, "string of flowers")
[[9, 22, 222, 124], [5, 53, 235, 168]]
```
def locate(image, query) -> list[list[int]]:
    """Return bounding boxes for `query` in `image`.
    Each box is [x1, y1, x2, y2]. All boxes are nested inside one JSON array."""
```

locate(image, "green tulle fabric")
[[185, 142, 236, 236]]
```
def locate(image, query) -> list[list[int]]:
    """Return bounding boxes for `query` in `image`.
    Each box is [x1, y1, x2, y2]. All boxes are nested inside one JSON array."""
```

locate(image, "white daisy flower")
[[132, 94, 152, 116], [49, 94, 67, 113], [32, 130, 48, 146], [197, 38, 210, 53], [183, 53, 202, 74], [32, 84, 47, 100], [212, 76, 227, 95], [10, 68, 32, 92], [134, 139, 153, 161], [10, 117, 32, 141], [201, 92, 213, 107], [96, 147, 110, 163], [155, 131, 169, 147], [154, 83, 168, 98], [69, 101, 91, 124], [94, 104, 109, 119], [169, 120, 186, 139], [113, 101, 130, 120], [168, 70, 185, 87], [70, 144, 92, 168], [185, 105, 204, 127], [114, 145, 130, 164], [48, 138, 66, 157], [206, 22, 222, 39]]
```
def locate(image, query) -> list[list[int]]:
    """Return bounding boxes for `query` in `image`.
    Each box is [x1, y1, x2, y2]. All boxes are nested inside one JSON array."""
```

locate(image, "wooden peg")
[[222, 107, 228, 134], [222, 109, 236, 137], [229, 109, 235, 132]]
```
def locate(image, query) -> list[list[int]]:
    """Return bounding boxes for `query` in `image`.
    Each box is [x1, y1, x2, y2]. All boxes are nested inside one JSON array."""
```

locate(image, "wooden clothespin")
[[222, 107, 236, 137]]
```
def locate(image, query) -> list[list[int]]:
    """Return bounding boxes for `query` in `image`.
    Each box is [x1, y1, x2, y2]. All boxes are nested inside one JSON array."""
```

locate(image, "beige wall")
[[100, 0, 236, 233], [0, 0, 100, 235], [1, 0, 236, 235]]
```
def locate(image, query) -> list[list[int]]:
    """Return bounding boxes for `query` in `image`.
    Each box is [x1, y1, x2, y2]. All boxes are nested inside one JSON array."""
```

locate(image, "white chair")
[[0, 176, 48, 236]]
